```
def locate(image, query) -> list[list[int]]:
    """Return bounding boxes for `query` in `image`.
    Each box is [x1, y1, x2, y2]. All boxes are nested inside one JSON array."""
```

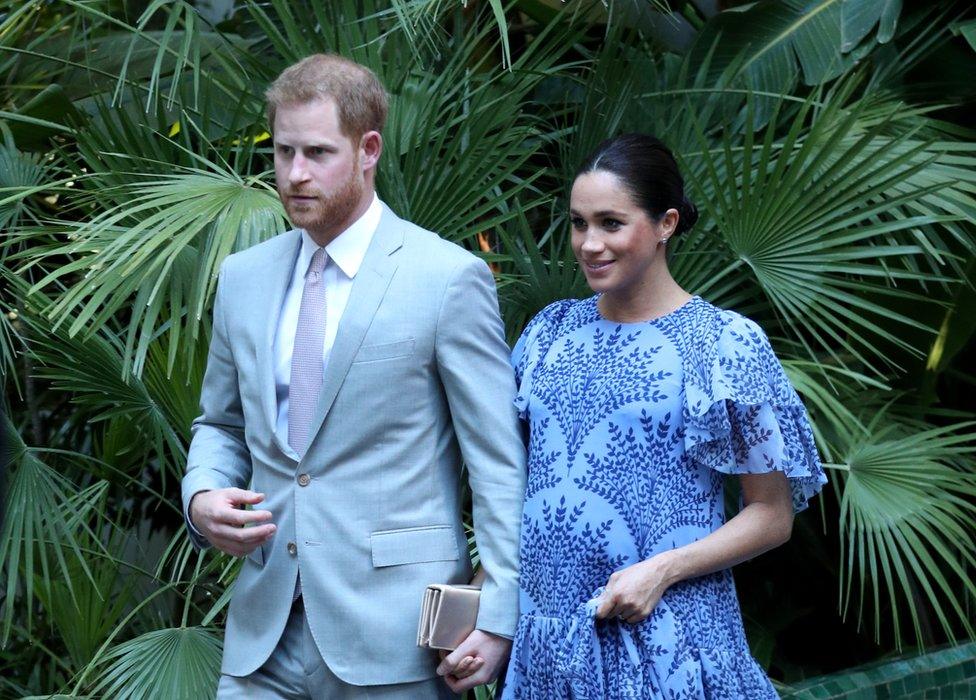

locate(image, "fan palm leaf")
[[86, 625, 222, 700], [835, 415, 976, 647], [6, 274, 204, 492], [684, 89, 963, 374], [34, 530, 139, 671], [0, 412, 108, 644], [495, 203, 591, 339], [780, 359, 889, 462], [21, 160, 285, 377]]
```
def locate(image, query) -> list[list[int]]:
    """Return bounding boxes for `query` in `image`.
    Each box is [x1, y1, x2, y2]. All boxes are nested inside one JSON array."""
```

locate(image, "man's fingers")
[[211, 540, 255, 558], [211, 522, 276, 545], [436, 643, 475, 676], [452, 657, 471, 678], [443, 674, 464, 693], [222, 508, 273, 527], [226, 488, 264, 505], [233, 523, 276, 543]]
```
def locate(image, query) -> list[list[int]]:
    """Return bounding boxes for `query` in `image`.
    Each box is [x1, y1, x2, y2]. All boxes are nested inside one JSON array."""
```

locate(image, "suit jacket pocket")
[[353, 338, 415, 363], [370, 525, 459, 567]]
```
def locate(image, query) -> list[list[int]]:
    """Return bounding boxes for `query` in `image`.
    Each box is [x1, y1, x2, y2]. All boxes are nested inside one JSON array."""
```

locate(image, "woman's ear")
[[660, 208, 680, 240]]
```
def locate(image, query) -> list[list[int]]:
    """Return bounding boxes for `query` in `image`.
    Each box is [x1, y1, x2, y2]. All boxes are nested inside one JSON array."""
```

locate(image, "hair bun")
[[677, 196, 698, 235]]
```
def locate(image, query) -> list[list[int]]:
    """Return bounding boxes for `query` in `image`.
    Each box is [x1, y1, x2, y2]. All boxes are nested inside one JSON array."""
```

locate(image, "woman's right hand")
[[595, 553, 676, 624]]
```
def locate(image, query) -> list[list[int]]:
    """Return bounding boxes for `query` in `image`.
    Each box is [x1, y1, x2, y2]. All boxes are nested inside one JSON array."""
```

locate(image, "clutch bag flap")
[[417, 584, 481, 651]]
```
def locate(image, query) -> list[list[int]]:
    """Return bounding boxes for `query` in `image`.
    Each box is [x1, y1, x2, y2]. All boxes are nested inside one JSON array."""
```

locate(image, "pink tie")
[[288, 247, 327, 456]]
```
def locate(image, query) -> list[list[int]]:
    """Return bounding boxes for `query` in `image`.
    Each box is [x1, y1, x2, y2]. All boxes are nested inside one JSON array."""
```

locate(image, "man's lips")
[[287, 194, 318, 207]]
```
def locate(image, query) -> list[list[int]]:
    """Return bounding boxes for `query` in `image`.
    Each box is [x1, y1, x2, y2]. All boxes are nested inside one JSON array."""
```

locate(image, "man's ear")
[[359, 131, 383, 172]]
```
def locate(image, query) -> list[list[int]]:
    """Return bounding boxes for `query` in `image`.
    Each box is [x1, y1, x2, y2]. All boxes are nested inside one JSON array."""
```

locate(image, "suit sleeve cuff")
[[475, 589, 519, 638], [183, 488, 213, 549]]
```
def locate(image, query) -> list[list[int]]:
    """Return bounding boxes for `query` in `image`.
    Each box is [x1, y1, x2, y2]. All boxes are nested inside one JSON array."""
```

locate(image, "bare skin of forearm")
[[597, 470, 794, 622]]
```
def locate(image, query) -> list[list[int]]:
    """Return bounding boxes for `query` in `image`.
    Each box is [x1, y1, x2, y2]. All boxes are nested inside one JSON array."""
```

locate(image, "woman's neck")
[[597, 266, 691, 323]]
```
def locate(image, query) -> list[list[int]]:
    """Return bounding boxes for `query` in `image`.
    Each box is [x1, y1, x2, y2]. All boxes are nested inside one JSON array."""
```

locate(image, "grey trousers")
[[215, 598, 457, 700]]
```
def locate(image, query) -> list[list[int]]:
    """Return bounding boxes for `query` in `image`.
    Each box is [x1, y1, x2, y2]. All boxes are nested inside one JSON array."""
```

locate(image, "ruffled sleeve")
[[511, 300, 573, 420], [682, 312, 827, 512]]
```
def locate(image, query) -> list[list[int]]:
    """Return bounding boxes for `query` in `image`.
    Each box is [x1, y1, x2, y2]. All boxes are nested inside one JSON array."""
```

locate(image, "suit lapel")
[[303, 206, 403, 454], [254, 229, 303, 441]]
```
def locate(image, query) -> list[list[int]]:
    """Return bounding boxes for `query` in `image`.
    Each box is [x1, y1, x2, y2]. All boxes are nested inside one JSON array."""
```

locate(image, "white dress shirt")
[[274, 194, 382, 456]]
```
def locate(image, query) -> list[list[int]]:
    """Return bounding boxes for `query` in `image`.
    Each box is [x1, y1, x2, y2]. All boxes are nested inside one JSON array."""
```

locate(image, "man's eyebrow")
[[272, 139, 339, 151]]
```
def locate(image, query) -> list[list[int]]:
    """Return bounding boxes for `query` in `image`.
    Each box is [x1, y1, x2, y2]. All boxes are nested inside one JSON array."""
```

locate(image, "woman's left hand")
[[595, 555, 673, 624]]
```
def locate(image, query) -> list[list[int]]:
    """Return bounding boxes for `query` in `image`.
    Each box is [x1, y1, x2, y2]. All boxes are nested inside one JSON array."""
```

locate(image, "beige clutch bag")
[[416, 584, 481, 651]]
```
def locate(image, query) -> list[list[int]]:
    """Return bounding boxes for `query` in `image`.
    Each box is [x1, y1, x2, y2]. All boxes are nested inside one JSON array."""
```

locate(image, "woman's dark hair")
[[575, 133, 699, 236]]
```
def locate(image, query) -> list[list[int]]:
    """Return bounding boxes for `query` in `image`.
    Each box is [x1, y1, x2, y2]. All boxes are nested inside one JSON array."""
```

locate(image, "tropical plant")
[[2, 0, 975, 696]]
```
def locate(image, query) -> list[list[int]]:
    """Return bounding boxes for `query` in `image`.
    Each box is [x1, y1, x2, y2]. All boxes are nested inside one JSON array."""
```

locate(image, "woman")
[[497, 133, 827, 698]]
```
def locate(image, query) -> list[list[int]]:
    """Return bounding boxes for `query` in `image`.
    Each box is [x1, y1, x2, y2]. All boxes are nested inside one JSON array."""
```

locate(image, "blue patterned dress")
[[503, 296, 826, 699]]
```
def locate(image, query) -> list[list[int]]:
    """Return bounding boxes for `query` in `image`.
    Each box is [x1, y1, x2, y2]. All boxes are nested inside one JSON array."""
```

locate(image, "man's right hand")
[[188, 488, 276, 557]]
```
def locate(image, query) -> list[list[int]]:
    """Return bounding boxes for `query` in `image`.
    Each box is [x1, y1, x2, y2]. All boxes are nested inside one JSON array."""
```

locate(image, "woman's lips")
[[584, 260, 614, 274]]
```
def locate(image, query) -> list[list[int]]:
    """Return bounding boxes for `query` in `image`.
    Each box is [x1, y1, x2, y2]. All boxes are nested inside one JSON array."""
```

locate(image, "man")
[[182, 54, 526, 698]]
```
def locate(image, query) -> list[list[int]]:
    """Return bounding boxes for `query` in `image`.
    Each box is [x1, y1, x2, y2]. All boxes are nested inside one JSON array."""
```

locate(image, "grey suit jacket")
[[181, 204, 526, 684]]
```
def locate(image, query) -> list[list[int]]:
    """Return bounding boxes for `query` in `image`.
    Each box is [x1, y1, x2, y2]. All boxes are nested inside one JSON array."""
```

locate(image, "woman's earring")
[[660, 237, 669, 246]]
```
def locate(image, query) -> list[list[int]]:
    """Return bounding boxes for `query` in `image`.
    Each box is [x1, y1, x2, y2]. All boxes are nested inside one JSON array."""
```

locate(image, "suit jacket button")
[[287, 542, 297, 556], [297, 473, 311, 487]]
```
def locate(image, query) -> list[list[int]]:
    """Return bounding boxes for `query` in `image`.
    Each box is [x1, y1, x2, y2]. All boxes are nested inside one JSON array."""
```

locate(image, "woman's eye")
[[603, 218, 622, 230], [570, 217, 586, 230]]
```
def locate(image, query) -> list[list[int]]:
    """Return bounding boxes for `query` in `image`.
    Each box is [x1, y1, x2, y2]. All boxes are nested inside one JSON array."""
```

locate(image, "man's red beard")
[[280, 167, 363, 236]]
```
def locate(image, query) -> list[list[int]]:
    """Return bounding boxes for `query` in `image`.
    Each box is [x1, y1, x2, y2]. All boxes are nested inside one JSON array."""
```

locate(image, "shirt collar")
[[298, 193, 382, 279]]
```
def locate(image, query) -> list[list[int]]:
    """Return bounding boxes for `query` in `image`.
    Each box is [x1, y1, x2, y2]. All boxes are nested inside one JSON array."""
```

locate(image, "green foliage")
[[2, 0, 975, 696], [696, 0, 902, 89], [835, 413, 976, 645], [87, 626, 223, 700]]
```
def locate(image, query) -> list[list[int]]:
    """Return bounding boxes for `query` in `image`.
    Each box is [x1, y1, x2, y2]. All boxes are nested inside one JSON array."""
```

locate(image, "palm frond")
[[49, 0, 250, 113], [87, 626, 222, 700], [34, 529, 138, 671], [10, 278, 198, 489], [20, 160, 284, 377], [684, 88, 962, 375], [836, 415, 976, 648], [0, 412, 107, 644], [781, 359, 889, 462]]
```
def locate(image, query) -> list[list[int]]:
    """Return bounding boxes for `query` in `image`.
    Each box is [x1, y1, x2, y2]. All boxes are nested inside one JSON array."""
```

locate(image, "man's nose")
[[288, 154, 311, 186]]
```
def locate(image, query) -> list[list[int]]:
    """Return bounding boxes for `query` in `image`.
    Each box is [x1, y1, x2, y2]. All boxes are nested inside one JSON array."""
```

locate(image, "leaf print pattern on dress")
[[575, 411, 717, 557], [519, 496, 627, 614], [533, 324, 669, 470], [525, 416, 563, 499]]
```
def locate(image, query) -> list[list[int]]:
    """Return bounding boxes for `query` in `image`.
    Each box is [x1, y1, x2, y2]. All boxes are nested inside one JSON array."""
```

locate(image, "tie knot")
[[307, 247, 327, 277]]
